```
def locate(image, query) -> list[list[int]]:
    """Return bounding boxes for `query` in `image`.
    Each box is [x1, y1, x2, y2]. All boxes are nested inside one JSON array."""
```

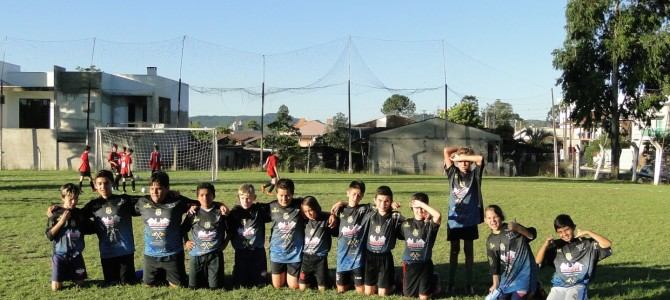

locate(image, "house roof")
[[369, 117, 501, 142], [294, 118, 327, 136], [354, 115, 415, 128]]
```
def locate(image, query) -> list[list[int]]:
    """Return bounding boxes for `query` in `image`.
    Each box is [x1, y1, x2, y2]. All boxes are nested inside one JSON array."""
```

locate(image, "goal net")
[[94, 127, 218, 181]]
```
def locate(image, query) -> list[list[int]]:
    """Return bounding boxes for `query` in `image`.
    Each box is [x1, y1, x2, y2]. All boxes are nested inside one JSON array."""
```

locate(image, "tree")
[[482, 99, 522, 128], [322, 112, 349, 150], [246, 119, 260, 131], [381, 94, 416, 117], [553, 0, 670, 178], [448, 95, 483, 127], [518, 127, 553, 148], [265, 104, 301, 169]]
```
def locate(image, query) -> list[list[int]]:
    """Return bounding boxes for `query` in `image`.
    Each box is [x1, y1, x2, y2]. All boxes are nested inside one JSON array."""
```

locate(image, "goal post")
[[94, 127, 218, 181]]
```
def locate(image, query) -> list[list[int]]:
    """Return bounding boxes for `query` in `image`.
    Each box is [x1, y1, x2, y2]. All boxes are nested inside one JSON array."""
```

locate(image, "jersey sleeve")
[[525, 226, 538, 242], [541, 240, 559, 269], [180, 213, 195, 241], [45, 213, 60, 241], [592, 239, 613, 262]]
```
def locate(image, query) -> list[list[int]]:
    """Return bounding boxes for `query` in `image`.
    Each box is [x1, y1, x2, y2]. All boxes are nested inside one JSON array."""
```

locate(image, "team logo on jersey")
[[155, 208, 162, 216], [283, 212, 290, 220], [412, 229, 419, 237], [197, 230, 216, 242], [341, 224, 362, 237], [565, 252, 572, 261], [239, 226, 256, 239], [368, 235, 387, 249], [409, 252, 421, 261], [152, 231, 166, 240], [148, 217, 170, 229], [576, 244, 585, 252], [204, 221, 211, 229], [272, 207, 279, 213], [559, 261, 584, 275], [278, 221, 297, 234], [500, 243, 506, 251], [105, 207, 112, 215], [500, 250, 517, 264], [347, 216, 354, 224], [200, 241, 215, 250], [489, 242, 496, 250], [375, 226, 381, 234], [407, 238, 425, 249], [193, 217, 200, 223]]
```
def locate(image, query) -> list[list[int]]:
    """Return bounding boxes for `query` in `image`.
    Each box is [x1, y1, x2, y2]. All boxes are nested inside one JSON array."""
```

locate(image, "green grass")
[[0, 170, 669, 299]]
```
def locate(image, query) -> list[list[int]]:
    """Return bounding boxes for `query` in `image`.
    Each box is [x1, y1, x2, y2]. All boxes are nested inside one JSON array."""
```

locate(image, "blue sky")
[[0, 0, 567, 123]]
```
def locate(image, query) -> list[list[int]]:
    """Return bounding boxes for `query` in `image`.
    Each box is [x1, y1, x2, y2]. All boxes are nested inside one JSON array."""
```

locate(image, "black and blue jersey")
[[267, 199, 304, 264], [46, 207, 92, 257], [182, 205, 227, 256], [398, 218, 440, 263], [303, 212, 336, 257], [486, 225, 538, 294], [446, 164, 484, 228], [227, 203, 271, 250], [135, 195, 194, 257], [542, 237, 612, 287], [81, 194, 138, 259], [336, 203, 372, 272], [366, 210, 404, 254]]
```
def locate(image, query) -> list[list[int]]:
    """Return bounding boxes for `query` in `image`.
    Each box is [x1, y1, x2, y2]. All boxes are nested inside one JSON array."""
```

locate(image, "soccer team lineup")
[[47, 143, 613, 300]]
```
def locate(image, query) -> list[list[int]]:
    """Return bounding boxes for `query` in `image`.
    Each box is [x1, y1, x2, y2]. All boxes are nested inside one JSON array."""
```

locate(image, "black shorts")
[[299, 254, 329, 287], [143, 252, 187, 287], [447, 225, 479, 241], [270, 261, 301, 277], [101, 254, 137, 284], [122, 173, 133, 179], [233, 248, 268, 288], [189, 250, 224, 289], [402, 260, 434, 297], [336, 267, 364, 287], [364, 251, 394, 289], [52, 254, 87, 282], [79, 171, 91, 177]]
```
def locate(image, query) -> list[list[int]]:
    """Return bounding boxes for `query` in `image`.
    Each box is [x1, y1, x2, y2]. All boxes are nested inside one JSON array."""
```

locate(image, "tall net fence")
[[95, 127, 218, 180], [0, 36, 552, 123]]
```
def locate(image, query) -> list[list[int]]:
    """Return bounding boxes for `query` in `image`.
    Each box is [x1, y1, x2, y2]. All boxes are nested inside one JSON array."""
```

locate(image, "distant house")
[[368, 118, 502, 175], [0, 61, 188, 170], [293, 118, 327, 147]]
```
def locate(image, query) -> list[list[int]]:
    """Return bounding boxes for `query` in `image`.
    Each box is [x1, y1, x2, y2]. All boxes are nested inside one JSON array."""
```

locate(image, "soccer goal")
[[94, 127, 218, 181]]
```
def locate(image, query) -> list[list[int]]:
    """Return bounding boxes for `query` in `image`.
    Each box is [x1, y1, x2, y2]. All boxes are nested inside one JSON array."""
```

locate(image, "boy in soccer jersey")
[[535, 214, 612, 300], [443, 145, 485, 294], [80, 169, 139, 285], [399, 192, 441, 300], [264, 178, 304, 289], [484, 205, 537, 300], [134, 171, 201, 287], [46, 184, 93, 291], [182, 182, 227, 289], [149, 144, 161, 173], [299, 196, 337, 291], [227, 183, 271, 288], [78, 145, 95, 192], [120, 148, 135, 193], [329, 180, 371, 294], [364, 185, 404, 296]]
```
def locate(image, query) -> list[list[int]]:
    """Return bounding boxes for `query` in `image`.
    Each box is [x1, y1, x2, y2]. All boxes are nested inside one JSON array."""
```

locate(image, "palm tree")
[[518, 127, 553, 148]]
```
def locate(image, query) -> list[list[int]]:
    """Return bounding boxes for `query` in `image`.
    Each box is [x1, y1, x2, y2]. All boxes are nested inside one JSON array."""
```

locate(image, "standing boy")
[[120, 148, 135, 193], [400, 192, 441, 300], [261, 150, 280, 195], [46, 184, 93, 291], [78, 145, 95, 192], [443, 146, 484, 294], [149, 144, 161, 173], [182, 182, 227, 289], [364, 185, 404, 296], [227, 183, 271, 288], [107, 144, 121, 190], [265, 178, 304, 289]]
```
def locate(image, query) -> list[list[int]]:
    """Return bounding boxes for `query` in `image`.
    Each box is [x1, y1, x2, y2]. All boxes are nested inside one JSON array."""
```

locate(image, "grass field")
[[1, 170, 669, 299]]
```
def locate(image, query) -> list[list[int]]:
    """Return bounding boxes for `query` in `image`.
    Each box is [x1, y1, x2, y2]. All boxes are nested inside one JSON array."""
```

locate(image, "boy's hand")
[[391, 201, 401, 210], [187, 206, 199, 216], [507, 219, 518, 232], [327, 214, 338, 229], [184, 241, 194, 251], [410, 200, 422, 208], [61, 209, 72, 222], [575, 229, 589, 238], [219, 203, 230, 216], [46, 205, 58, 217], [544, 235, 554, 245], [330, 201, 345, 215]]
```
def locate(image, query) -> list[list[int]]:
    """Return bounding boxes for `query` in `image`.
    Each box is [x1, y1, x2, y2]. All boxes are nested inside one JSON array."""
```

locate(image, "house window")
[[159, 97, 171, 124], [19, 98, 50, 128]]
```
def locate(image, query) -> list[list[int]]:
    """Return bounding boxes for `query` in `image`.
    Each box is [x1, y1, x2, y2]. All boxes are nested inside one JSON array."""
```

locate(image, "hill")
[[189, 114, 279, 128]]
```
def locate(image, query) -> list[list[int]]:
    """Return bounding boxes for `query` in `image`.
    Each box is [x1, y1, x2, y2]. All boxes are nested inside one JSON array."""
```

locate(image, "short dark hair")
[[485, 204, 505, 222], [95, 169, 114, 182], [554, 214, 576, 230], [84, 145, 90, 151], [276, 178, 294, 195], [196, 182, 215, 198], [60, 183, 81, 198], [349, 180, 366, 194], [301, 196, 321, 214], [150, 171, 170, 188], [411, 192, 429, 204], [375, 185, 393, 199]]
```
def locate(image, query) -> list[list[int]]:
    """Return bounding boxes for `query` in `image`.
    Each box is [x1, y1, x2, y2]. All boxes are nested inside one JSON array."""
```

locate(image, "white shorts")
[[547, 284, 587, 300]]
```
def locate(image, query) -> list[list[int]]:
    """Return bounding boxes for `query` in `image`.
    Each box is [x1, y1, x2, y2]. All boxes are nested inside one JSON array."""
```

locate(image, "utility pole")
[[551, 88, 559, 177]]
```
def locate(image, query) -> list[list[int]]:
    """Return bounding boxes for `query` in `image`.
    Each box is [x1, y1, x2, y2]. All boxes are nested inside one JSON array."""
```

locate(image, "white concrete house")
[[0, 61, 188, 170]]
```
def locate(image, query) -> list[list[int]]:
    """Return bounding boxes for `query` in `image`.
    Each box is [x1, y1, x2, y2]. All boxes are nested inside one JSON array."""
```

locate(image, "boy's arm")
[[508, 222, 536, 241], [330, 201, 347, 215], [576, 229, 612, 248], [535, 236, 554, 266], [443, 146, 458, 168], [45, 210, 69, 240], [181, 214, 194, 250], [452, 154, 484, 166], [411, 200, 441, 224]]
